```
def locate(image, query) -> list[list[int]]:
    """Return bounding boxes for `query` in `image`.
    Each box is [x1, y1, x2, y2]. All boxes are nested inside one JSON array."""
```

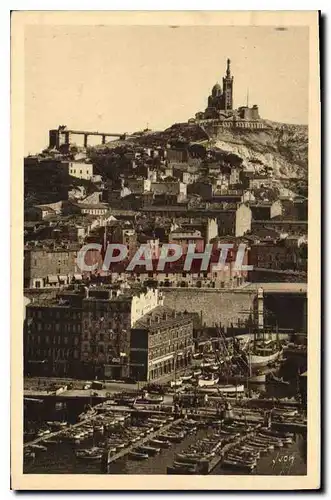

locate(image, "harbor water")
[[23, 379, 307, 476]]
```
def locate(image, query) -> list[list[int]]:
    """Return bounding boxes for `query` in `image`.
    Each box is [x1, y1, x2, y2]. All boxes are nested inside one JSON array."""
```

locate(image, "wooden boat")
[[239, 446, 261, 458], [227, 453, 257, 466], [198, 375, 219, 387], [135, 394, 164, 404], [222, 458, 256, 472], [193, 369, 202, 377], [136, 445, 160, 456], [248, 341, 282, 368], [181, 374, 193, 382], [160, 432, 185, 443], [76, 453, 103, 461], [167, 464, 197, 474], [260, 428, 294, 440], [247, 438, 274, 451], [76, 451, 103, 461], [149, 439, 171, 448], [200, 361, 213, 369], [37, 429, 51, 437], [128, 451, 149, 460], [41, 438, 61, 446], [175, 453, 207, 464], [218, 384, 245, 393], [46, 421, 67, 428]]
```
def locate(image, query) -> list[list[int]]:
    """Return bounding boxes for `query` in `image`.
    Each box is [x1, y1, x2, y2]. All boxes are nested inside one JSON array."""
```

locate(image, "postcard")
[[11, 10, 320, 490]]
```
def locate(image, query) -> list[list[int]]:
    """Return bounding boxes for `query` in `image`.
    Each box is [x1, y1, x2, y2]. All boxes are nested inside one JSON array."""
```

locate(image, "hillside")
[[90, 119, 308, 195], [192, 121, 308, 179]]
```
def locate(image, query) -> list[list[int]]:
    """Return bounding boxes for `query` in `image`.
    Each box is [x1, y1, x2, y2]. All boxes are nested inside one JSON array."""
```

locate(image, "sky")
[[24, 25, 309, 154]]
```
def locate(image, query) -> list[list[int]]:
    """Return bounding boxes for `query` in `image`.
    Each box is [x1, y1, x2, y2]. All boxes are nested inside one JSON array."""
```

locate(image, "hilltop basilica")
[[194, 59, 264, 130]]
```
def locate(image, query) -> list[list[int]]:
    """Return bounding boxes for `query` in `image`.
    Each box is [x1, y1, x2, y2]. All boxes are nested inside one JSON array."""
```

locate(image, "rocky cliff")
[[196, 120, 308, 180]]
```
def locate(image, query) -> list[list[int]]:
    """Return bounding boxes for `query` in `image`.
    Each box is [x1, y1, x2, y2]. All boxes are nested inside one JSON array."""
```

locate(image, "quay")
[[23, 412, 102, 449]]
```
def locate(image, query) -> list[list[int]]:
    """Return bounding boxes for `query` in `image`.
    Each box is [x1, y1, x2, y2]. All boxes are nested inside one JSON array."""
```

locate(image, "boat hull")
[[248, 350, 281, 368]]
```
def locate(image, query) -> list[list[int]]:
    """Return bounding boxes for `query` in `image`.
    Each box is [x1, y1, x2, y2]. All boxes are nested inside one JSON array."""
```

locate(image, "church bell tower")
[[222, 58, 234, 111]]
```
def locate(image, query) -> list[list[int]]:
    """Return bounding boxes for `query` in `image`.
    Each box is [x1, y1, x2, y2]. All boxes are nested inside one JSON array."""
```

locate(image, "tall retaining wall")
[[161, 288, 257, 327]]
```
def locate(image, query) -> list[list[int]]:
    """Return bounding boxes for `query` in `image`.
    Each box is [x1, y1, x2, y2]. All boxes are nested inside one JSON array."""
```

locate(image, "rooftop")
[[132, 305, 192, 331]]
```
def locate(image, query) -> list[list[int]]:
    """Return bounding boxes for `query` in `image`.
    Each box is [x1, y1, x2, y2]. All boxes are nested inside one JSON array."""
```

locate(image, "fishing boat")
[[128, 451, 149, 460], [136, 445, 160, 456], [193, 369, 202, 377], [41, 438, 61, 446], [218, 383, 245, 393], [200, 360, 213, 369], [181, 373, 193, 382], [167, 463, 197, 474], [160, 432, 185, 443], [198, 375, 219, 387], [76, 448, 103, 461], [260, 428, 294, 440], [37, 429, 51, 437], [248, 338, 282, 368], [149, 438, 171, 448], [222, 458, 256, 472], [227, 453, 257, 466], [135, 394, 164, 404]]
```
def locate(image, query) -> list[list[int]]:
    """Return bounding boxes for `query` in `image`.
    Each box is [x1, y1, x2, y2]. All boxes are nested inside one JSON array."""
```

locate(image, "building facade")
[[130, 306, 194, 382], [24, 245, 79, 289], [24, 291, 83, 376]]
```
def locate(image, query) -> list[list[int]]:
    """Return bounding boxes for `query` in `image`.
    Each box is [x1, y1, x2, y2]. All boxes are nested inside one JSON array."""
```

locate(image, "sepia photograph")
[[11, 10, 320, 490]]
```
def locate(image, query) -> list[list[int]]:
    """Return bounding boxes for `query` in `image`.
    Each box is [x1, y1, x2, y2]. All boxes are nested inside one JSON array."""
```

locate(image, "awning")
[[74, 274, 83, 281], [47, 275, 58, 283]]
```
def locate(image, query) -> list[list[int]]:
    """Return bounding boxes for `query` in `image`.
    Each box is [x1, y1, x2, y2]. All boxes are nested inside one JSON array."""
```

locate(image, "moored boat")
[[222, 458, 256, 472], [128, 451, 149, 460], [136, 445, 160, 456], [198, 375, 219, 387], [149, 438, 171, 448]]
